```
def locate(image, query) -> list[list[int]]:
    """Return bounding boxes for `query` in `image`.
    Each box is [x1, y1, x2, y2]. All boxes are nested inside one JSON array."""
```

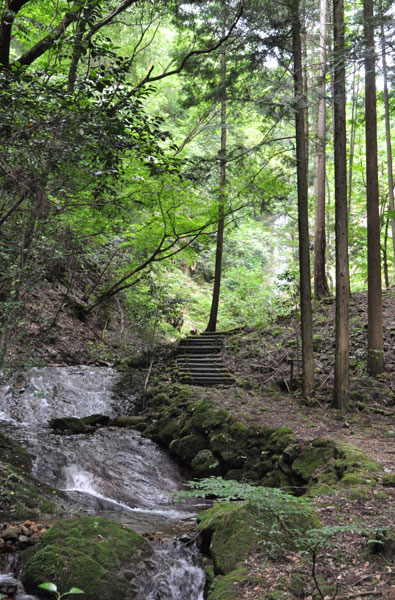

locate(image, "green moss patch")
[[197, 496, 320, 576], [144, 385, 383, 498], [23, 517, 152, 600], [207, 567, 249, 600], [0, 434, 58, 521]]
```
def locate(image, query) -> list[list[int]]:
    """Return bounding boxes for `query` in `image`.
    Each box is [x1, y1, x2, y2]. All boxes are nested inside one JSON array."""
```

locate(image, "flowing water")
[[0, 366, 206, 599]]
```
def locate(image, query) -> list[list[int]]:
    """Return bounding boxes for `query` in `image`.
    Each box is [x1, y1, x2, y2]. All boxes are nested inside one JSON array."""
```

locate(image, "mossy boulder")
[[191, 449, 222, 477], [292, 440, 336, 482], [197, 497, 320, 575], [263, 428, 297, 455], [262, 470, 295, 490], [335, 443, 380, 477], [191, 400, 229, 432], [210, 429, 246, 469], [156, 417, 179, 446], [169, 433, 209, 465], [22, 517, 152, 600]]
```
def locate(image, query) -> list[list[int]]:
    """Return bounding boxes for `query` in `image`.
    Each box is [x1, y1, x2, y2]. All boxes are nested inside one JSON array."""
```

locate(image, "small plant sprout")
[[38, 583, 84, 599]]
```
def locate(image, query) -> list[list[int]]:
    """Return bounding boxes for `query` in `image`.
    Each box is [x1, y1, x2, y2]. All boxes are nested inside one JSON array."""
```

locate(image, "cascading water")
[[0, 367, 205, 600]]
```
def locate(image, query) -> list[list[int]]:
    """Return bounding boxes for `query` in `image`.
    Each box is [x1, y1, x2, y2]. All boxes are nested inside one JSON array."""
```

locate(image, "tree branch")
[[134, 2, 244, 90], [11, 1, 84, 68]]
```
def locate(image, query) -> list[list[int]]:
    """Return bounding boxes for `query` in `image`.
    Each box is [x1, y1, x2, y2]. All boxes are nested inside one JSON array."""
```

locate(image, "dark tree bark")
[[206, 2, 227, 333], [333, 0, 350, 410], [313, 0, 330, 299], [364, 0, 384, 376], [292, 0, 315, 398], [379, 0, 395, 267], [0, 0, 30, 67]]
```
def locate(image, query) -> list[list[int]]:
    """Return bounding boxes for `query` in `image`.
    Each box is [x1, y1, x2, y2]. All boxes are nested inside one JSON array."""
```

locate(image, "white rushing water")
[[0, 366, 205, 600]]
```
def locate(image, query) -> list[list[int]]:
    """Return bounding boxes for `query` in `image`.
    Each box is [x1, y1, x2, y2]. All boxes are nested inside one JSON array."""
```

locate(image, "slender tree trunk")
[[347, 64, 360, 210], [314, 0, 330, 299], [379, 0, 395, 268], [364, 0, 384, 376], [333, 0, 350, 410], [302, 32, 309, 175], [292, 0, 315, 397], [206, 3, 227, 332]]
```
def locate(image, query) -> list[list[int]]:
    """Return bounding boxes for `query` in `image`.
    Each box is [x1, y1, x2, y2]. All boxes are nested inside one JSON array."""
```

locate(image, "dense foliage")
[[0, 0, 394, 364]]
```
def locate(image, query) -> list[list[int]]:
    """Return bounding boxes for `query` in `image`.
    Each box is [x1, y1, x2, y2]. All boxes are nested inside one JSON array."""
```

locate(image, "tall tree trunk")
[[379, 0, 395, 268], [292, 0, 315, 398], [333, 0, 350, 410], [313, 0, 330, 299], [347, 64, 360, 210], [206, 3, 227, 333], [364, 0, 384, 376]]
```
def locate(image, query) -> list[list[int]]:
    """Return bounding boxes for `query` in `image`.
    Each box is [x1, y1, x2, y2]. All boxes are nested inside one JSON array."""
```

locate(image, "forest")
[[0, 1, 394, 600]]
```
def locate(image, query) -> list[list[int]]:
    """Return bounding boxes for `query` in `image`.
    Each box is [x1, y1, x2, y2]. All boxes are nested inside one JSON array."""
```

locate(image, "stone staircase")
[[175, 332, 235, 386]]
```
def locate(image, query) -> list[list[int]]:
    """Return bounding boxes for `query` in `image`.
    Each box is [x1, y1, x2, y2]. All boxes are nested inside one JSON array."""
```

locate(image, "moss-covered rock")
[[382, 473, 395, 487], [50, 417, 87, 434], [191, 400, 229, 432], [264, 428, 297, 455], [335, 443, 380, 477], [197, 498, 320, 575], [191, 449, 222, 477], [206, 567, 249, 600], [0, 435, 57, 521], [23, 517, 152, 600], [169, 432, 209, 465], [292, 441, 336, 481], [262, 469, 295, 490], [156, 417, 179, 446], [0, 433, 33, 471]]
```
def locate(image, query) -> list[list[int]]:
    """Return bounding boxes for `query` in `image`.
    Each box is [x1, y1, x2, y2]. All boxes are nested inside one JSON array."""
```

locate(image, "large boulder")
[[22, 517, 152, 600], [197, 495, 320, 576]]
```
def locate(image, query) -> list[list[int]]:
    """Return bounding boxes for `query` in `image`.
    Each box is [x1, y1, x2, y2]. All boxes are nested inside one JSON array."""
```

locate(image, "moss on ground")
[[206, 567, 249, 600]]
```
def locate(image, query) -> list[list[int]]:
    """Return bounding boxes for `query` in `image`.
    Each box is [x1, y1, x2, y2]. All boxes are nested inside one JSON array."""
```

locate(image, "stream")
[[0, 366, 206, 599]]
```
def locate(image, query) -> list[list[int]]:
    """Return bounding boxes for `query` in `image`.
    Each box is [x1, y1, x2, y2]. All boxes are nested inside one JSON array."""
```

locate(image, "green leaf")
[[63, 589, 85, 596], [39, 582, 58, 592]]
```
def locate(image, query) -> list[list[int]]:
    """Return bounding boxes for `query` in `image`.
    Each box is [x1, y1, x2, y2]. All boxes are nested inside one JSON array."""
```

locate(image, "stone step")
[[180, 377, 235, 386], [177, 345, 221, 354], [176, 331, 233, 387], [180, 373, 235, 381], [176, 357, 223, 364], [178, 369, 231, 376], [180, 338, 223, 347], [185, 334, 224, 340], [177, 365, 226, 371]]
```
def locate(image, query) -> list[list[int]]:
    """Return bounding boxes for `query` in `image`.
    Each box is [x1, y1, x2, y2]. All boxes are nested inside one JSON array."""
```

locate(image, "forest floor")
[[173, 287, 395, 600]]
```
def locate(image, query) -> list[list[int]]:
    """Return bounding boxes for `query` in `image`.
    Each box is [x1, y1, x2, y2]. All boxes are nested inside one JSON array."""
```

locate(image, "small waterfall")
[[139, 541, 205, 600], [0, 366, 205, 599]]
